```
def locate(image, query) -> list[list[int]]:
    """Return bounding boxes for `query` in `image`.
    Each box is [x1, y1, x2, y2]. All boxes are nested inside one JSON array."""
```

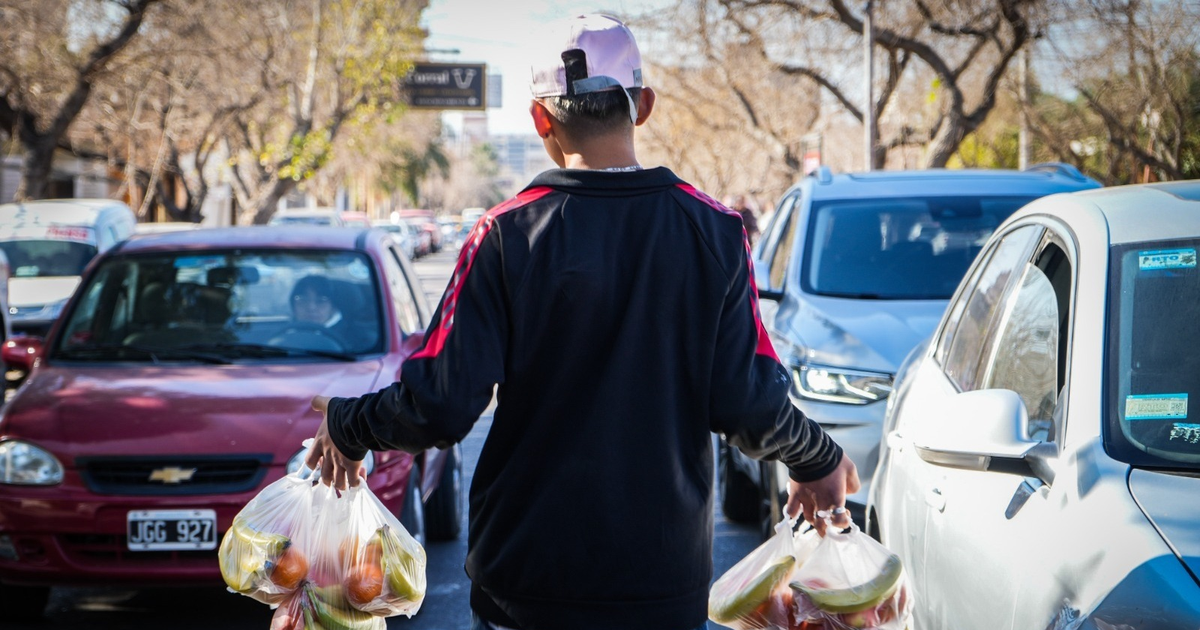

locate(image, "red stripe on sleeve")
[[410, 187, 555, 360], [676, 184, 781, 362]]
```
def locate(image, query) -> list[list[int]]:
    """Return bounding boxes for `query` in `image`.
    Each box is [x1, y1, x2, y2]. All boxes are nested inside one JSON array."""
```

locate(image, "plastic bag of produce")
[[709, 518, 819, 629], [219, 441, 427, 626], [789, 523, 911, 630]]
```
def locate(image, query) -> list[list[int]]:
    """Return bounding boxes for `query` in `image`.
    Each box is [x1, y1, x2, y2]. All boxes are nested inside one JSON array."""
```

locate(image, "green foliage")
[[948, 127, 1019, 170], [379, 140, 451, 206]]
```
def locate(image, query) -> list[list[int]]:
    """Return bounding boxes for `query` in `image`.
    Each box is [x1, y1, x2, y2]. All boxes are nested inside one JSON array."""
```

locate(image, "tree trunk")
[[239, 178, 297, 225], [16, 139, 58, 201], [924, 113, 969, 168]]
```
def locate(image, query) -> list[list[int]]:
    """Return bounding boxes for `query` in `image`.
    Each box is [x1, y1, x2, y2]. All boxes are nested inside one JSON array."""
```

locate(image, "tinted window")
[[55, 250, 384, 360], [1106, 240, 1200, 470], [0, 240, 98, 277], [942, 225, 1042, 391], [802, 196, 1035, 299]]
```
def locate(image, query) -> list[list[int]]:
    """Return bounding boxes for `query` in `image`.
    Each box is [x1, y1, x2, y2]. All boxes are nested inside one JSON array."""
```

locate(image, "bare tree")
[[695, 0, 1038, 168], [0, 0, 162, 200], [220, 0, 426, 224], [1037, 0, 1200, 182]]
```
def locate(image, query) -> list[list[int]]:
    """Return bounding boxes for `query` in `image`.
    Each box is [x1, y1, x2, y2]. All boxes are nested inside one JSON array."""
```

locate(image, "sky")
[[421, 0, 672, 136]]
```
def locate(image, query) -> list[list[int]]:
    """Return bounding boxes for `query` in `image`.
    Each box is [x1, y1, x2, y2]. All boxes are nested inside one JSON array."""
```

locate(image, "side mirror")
[[3, 336, 45, 372], [911, 389, 1038, 473], [754, 263, 783, 302]]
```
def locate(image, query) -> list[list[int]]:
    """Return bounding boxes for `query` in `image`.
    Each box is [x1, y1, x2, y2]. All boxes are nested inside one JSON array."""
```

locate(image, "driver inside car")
[[288, 275, 356, 350]]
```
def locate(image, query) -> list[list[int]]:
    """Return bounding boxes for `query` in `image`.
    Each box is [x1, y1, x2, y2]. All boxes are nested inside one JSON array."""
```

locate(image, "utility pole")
[[1018, 45, 1030, 170], [863, 0, 875, 171]]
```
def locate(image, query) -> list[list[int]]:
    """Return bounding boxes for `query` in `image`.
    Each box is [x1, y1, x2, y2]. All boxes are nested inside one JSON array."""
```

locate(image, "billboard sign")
[[404, 62, 487, 110]]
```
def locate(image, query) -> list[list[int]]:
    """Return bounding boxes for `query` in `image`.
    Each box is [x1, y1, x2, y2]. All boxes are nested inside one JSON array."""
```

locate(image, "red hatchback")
[[0, 226, 463, 620]]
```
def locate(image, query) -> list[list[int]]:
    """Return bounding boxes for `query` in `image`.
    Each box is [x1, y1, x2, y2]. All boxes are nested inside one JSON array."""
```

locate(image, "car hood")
[[8, 276, 80, 307], [1129, 468, 1200, 584], [781, 294, 947, 373], [0, 361, 386, 465]]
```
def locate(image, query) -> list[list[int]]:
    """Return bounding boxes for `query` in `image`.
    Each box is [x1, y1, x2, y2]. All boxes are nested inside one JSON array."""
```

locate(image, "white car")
[[867, 182, 1200, 629], [0, 199, 136, 336]]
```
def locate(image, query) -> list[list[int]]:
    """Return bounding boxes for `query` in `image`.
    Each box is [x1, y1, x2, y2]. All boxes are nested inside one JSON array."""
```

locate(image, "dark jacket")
[[326, 167, 842, 630]]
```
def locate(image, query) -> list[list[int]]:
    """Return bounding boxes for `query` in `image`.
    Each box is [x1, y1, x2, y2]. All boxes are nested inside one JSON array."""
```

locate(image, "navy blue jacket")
[[327, 167, 842, 630]]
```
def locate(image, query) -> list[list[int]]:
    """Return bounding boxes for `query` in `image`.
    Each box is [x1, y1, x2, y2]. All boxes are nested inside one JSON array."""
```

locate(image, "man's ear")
[[634, 87, 656, 126], [530, 99, 556, 138]]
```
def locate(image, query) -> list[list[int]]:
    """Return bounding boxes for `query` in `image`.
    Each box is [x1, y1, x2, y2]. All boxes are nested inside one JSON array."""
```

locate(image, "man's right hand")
[[785, 453, 860, 536]]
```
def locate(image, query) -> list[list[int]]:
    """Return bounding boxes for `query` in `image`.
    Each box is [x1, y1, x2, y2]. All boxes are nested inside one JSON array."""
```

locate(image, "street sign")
[[405, 62, 487, 110]]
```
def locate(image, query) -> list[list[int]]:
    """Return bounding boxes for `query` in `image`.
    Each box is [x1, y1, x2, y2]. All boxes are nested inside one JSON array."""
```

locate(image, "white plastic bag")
[[219, 445, 427, 628], [709, 518, 819, 629], [789, 524, 912, 630]]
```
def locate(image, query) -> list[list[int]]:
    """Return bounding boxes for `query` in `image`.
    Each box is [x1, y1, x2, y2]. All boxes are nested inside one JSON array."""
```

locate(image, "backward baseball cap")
[[529, 14, 644, 124]]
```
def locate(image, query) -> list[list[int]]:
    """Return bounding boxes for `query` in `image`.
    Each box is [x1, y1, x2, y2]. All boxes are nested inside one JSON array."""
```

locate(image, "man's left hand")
[[306, 395, 364, 490]]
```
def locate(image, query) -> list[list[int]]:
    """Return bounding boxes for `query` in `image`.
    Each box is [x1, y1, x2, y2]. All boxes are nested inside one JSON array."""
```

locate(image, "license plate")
[[127, 509, 217, 551]]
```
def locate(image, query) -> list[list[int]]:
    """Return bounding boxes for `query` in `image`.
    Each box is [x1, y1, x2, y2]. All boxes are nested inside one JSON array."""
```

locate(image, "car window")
[[754, 194, 795, 262], [801, 196, 1035, 300], [979, 262, 1062, 440], [942, 224, 1043, 391], [933, 246, 992, 367], [768, 197, 801, 289], [1105, 238, 1200, 470], [383, 247, 423, 335], [56, 250, 385, 360], [0, 240, 98, 277]]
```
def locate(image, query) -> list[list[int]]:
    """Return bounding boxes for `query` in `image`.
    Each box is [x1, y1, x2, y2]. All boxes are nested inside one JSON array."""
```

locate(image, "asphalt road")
[[19, 247, 760, 630]]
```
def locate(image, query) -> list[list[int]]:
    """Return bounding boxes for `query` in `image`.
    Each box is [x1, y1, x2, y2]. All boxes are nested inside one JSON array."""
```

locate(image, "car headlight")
[[0, 440, 64, 485], [286, 446, 374, 476], [791, 364, 894, 405]]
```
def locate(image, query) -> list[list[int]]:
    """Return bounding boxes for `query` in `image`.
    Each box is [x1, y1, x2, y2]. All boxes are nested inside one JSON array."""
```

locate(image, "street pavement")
[[18, 247, 760, 630]]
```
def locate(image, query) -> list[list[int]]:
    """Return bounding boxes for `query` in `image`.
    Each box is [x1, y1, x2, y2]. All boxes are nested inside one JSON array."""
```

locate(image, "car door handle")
[[925, 487, 946, 512], [886, 430, 905, 450]]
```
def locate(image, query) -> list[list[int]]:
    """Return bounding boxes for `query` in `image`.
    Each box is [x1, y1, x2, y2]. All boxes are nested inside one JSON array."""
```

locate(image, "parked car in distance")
[[0, 226, 463, 620], [372, 219, 419, 260], [340, 211, 373, 229], [868, 182, 1200, 629], [723, 164, 1101, 537], [134, 221, 203, 235], [0, 199, 136, 337], [268, 207, 345, 227], [398, 209, 442, 254]]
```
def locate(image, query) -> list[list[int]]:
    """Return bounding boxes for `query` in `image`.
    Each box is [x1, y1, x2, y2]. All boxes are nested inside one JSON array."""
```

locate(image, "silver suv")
[[718, 164, 1101, 537]]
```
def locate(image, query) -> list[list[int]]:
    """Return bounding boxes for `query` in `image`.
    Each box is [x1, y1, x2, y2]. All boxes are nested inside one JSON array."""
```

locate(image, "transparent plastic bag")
[[709, 518, 819, 629], [789, 523, 912, 630], [219, 443, 427, 626]]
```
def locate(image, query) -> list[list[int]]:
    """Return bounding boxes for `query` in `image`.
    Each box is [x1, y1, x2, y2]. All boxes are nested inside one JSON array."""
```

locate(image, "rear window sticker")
[[1125, 393, 1188, 420], [1170, 423, 1200, 445], [1138, 248, 1196, 271]]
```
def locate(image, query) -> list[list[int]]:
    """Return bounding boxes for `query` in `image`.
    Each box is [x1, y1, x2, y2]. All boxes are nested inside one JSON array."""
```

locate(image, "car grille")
[[60, 534, 219, 566], [78, 455, 272, 495]]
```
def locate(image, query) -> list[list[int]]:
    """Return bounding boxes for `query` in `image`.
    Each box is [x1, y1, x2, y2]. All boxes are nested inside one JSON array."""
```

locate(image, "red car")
[[0, 226, 463, 620]]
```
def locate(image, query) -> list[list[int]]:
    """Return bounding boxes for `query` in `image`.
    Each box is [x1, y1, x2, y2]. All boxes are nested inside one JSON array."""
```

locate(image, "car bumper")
[[0, 477, 269, 587]]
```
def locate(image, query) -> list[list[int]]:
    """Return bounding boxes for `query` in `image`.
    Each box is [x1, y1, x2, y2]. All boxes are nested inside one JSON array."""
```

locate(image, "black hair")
[[291, 275, 334, 302], [545, 87, 641, 139]]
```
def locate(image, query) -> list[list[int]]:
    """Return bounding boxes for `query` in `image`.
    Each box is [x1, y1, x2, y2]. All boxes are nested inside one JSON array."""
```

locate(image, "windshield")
[[802, 196, 1035, 299], [0, 240, 98, 278], [54, 249, 385, 362], [270, 215, 336, 226], [1106, 239, 1200, 470]]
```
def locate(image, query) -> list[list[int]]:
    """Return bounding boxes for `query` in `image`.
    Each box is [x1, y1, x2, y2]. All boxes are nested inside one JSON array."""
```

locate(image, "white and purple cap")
[[530, 14, 644, 124]]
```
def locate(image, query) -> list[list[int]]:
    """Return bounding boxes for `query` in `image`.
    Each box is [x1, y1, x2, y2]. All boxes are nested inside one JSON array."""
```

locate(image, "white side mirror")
[[912, 389, 1038, 471]]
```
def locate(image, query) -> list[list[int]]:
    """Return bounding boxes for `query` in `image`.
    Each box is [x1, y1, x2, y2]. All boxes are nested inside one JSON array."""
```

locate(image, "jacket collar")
[[526, 167, 684, 196]]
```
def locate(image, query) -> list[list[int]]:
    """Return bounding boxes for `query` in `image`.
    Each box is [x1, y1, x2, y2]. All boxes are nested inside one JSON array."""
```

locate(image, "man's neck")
[[558, 132, 640, 170]]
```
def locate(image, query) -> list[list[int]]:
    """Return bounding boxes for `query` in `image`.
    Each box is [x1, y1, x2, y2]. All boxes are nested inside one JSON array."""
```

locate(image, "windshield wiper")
[[181, 342, 357, 362], [57, 343, 232, 364]]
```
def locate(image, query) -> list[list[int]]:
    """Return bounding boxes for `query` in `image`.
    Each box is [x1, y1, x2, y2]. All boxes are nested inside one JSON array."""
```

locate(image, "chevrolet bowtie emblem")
[[148, 467, 198, 484]]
